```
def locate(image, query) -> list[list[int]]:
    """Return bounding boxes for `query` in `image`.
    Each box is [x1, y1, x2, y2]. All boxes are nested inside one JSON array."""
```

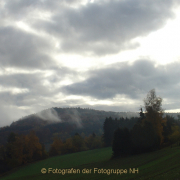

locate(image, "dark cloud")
[[0, 27, 54, 69], [0, 65, 81, 107], [1, 0, 83, 22], [31, 0, 179, 55], [1, 0, 179, 63], [62, 59, 180, 100], [0, 66, 78, 90], [3, 0, 38, 17]]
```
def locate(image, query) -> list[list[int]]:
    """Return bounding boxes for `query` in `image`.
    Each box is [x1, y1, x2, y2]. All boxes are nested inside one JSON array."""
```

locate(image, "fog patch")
[[36, 108, 61, 122], [66, 108, 83, 128]]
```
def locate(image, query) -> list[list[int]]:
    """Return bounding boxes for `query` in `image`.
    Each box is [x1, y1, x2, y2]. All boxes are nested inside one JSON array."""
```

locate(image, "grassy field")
[[1, 145, 180, 180]]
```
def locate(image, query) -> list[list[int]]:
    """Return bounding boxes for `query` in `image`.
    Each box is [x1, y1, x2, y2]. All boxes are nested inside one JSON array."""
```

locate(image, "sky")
[[0, 0, 180, 127]]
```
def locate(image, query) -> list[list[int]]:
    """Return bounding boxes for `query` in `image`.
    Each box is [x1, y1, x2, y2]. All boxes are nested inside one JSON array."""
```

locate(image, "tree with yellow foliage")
[[63, 138, 73, 154], [5, 131, 44, 168], [72, 133, 87, 152], [49, 137, 64, 156], [27, 131, 43, 161], [143, 89, 166, 145], [168, 125, 180, 145]]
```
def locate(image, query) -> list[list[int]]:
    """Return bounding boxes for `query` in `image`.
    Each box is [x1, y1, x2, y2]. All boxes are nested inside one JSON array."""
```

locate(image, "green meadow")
[[1, 145, 180, 180]]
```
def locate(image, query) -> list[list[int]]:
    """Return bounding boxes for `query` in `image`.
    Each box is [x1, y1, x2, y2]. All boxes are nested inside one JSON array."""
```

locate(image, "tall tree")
[[143, 89, 166, 145], [27, 131, 43, 161], [103, 117, 119, 146]]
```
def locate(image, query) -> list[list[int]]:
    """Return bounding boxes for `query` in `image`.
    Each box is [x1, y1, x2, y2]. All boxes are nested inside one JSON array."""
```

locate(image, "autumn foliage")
[[49, 133, 103, 157], [143, 89, 166, 145], [0, 131, 47, 173]]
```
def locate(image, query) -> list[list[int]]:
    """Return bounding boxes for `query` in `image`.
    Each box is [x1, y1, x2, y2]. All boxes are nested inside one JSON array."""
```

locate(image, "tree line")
[[0, 131, 103, 174], [0, 131, 47, 173]]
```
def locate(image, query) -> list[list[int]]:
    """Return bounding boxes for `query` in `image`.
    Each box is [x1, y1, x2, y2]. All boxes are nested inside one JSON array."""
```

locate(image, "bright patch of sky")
[[134, 7, 180, 65], [53, 7, 180, 70]]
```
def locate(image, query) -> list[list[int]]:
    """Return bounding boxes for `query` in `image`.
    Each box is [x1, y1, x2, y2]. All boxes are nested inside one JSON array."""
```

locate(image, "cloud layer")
[[62, 59, 180, 100], [27, 0, 178, 55]]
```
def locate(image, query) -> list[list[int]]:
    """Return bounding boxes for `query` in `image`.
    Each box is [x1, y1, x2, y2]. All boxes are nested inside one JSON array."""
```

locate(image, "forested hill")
[[11, 107, 140, 127], [0, 107, 179, 149], [9, 107, 180, 129], [0, 108, 138, 147]]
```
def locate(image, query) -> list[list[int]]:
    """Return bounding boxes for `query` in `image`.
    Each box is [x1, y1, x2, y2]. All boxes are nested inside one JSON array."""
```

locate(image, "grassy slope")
[[1, 146, 180, 180]]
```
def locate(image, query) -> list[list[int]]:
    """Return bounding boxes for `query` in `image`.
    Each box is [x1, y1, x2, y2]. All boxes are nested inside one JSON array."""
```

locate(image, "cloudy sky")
[[0, 0, 180, 127]]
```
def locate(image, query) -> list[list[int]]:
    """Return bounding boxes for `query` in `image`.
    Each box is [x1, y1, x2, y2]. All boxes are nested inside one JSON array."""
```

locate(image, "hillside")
[[0, 108, 139, 148], [11, 107, 140, 127], [1, 107, 180, 149], [1, 145, 180, 180]]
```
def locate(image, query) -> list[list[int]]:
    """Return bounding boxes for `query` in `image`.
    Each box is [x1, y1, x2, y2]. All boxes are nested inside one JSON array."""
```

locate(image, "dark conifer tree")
[[112, 127, 131, 157], [103, 117, 119, 146]]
